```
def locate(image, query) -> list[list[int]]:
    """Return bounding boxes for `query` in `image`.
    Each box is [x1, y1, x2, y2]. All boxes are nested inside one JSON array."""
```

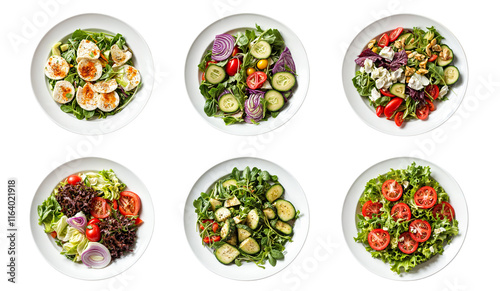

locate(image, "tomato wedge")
[[384, 97, 403, 119], [409, 219, 432, 242], [426, 98, 435, 111], [367, 229, 390, 251], [246, 71, 267, 89], [432, 201, 455, 221], [398, 232, 418, 254], [119, 191, 141, 216], [378, 33, 390, 47], [376, 105, 385, 117], [90, 197, 110, 219], [380, 88, 395, 97], [395, 111, 404, 127], [416, 104, 430, 120], [381, 179, 403, 201], [425, 84, 439, 100], [391, 202, 411, 222], [429, 54, 438, 62], [362, 201, 383, 219], [389, 27, 404, 42], [414, 186, 437, 209]]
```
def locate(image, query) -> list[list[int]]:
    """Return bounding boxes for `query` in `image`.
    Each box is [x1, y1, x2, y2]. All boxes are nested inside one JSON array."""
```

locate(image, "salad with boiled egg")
[[44, 29, 141, 120], [352, 26, 460, 127]]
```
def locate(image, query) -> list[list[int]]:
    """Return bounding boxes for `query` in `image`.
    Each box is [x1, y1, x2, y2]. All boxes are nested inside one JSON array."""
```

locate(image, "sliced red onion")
[[81, 242, 111, 269], [272, 47, 296, 75], [244, 92, 264, 123], [212, 33, 235, 61], [67, 212, 87, 234]]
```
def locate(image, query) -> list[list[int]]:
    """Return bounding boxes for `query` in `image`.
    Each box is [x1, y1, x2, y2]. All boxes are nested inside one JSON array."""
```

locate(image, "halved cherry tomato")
[[432, 201, 455, 221], [425, 84, 439, 100], [384, 97, 403, 119], [212, 222, 219, 233], [398, 232, 418, 254], [426, 98, 435, 111], [389, 27, 404, 42], [50, 231, 57, 238], [409, 219, 432, 242], [395, 111, 404, 127], [376, 105, 385, 117], [90, 197, 110, 219], [67, 174, 81, 185], [206, 60, 217, 68], [119, 191, 141, 216], [231, 47, 240, 57], [378, 33, 390, 47], [246, 71, 267, 89], [416, 104, 430, 120], [203, 235, 221, 244], [88, 218, 101, 225], [382, 179, 403, 201], [380, 88, 395, 97], [429, 54, 438, 62], [391, 202, 412, 222], [86, 223, 101, 242], [362, 201, 383, 219], [367, 229, 390, 251], [414, 186, 437, 209], [226, 58, 241, 76], [134, 217, 144, 225]]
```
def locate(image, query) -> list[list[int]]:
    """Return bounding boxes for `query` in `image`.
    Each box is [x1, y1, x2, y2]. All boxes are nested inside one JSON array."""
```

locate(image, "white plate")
[[185, 13, 309, 136], [342, 157, 468, 280], [31, 13, 154, 135], [184, 157, 310, 280], [342, 14, 468, 136], [30, 157, 155, 280]]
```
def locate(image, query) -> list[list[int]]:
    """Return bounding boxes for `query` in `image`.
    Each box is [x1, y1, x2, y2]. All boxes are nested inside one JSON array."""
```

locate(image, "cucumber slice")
[[263, 202, 277, 220], [215, 243, 240, 264], [51, 42, 62, 56], [239, 237, 260, 255], [389, 83, 406, 98], [250, 41, 271, 59], [266, 184, 284, 203], [443, 66, 459, 85], [224, 196, 240, 207], [274, 199, 296, 222], [423, 31, 434, 42], [236, 224, 253, 242], [404, 35, 417, 50], [205, 64, 226, 84], [437, 45, 454, 66], [227, 233, 238, 246], [218, 94, 239, 113], [271, 72, 296, 92], [264, 90, 285, 111], [222, 179, 237, 188], [246, 208, 263, 230], [397, 33, 412, 42], [209, 198, 222, 211], [271, 220, 293, 235], [214, 207, 231, 222], [221, 218, 236, 241]]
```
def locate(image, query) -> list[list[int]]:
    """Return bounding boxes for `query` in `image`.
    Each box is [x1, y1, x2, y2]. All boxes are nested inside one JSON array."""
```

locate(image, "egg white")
[[110, 44, 132, 68], [44, 55, 70, 80], [77, 58, 103, 82], [76, 39, 100, 63], [76, 83, 98, 111], [97, 91, 120, 112], [90, 79, 118, 93], [52, 80, 75, 104]]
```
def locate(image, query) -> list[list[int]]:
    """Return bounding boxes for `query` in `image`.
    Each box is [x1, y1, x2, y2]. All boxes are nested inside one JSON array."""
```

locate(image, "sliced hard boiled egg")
[[52, 80, 75, 104], [77, 58, 103, 82], [90, 79, 118, 93], [44, 55, 70, 80], [76, 39, 100, 63], [116, 65, 141, 91], [76, 83, 98, 111], [110, 44, 132, 67], [97, 91, 120, 112]]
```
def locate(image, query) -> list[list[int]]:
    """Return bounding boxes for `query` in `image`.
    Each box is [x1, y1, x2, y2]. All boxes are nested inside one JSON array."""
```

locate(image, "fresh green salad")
[[37, 170, 143, 269], [352, 26, 459, 127], [198, 24, 297, 125], [354, 163, 459, 274], [193, 167, 300, 268], [44, 29, 142, 120]]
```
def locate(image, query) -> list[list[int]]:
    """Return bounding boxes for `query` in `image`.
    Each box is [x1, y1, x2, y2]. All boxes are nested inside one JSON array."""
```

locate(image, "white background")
[[1, 0, 498, 290]]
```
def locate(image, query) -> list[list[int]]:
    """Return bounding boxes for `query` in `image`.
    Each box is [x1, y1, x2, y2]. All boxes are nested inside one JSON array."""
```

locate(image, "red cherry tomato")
[[398, 232, 418, 254], [414, 186, 438, 209], [376, 106, 385, 117], [88, 218, 100, 225], [203, 235, 221, 244], [226, 58, 241, 76], [246, 71, 267, 89], [134, 217, 144, 226], [86, 224, 101, 242], [409, 219, 432, 242], [391, 202, 412, 222], [67, 175, 81, 185], [380, 88, 395, 97], [119, 191, 141, 216], [50, 231, 57, 238], [384, 97, 403, 119], [90, 197, 110, 219], [378, 33, 390, 47], [362, 201, 383, 219], [426, 98, 435, 111], [389, 27, 404, 42], [231, 47, 240, 57], [416, 104, 430, 120], [212, 222, 220, 233], [429, 54, 438, 62], [367, 229, 390, 251], [425, 84, 439, 100], [432, 202, 455, 221], [395, 111, 404, 127], [381, 179, 403, 201]]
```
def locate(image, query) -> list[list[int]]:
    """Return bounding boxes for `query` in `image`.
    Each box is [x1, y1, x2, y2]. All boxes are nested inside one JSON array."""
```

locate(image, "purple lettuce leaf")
[[354, 49, 383, 67]]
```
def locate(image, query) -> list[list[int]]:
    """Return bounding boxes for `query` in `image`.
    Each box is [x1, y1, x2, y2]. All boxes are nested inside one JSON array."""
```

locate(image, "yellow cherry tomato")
[[246, 67, 256, 75], [256, 59, 268, 70]]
